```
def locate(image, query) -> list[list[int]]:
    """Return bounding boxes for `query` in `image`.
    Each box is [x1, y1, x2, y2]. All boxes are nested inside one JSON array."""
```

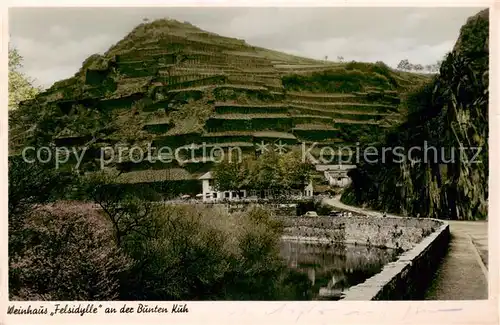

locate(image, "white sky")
[[9, 7, 484, 89]]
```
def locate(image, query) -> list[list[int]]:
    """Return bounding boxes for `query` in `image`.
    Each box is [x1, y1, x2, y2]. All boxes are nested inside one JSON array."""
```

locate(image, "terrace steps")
[[288, 100, 396, 110], [334, 119, 381, 125], [214, 103, 289, 114], [210, 113, 291, 120], [289, 106, 391, 121], [293, 123, 337, 130]]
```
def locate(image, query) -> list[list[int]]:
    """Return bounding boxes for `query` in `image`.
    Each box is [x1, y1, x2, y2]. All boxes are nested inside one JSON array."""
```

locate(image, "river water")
[[279, 241, 400, 300]]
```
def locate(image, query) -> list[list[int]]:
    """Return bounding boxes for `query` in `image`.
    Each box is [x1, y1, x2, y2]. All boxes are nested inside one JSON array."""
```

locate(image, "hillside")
[[9, 18, 431, 195], [341, 9, 489, 220]]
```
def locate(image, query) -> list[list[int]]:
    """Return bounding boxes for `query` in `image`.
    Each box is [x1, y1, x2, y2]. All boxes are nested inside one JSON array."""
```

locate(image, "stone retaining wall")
[[341, 220, 449, 300], [279, 215, 450, 300], [279, 215, 442, 250]]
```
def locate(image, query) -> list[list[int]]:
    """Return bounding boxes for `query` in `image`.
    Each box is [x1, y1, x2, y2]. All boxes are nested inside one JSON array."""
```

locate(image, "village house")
[[315, 164, 356, 188], [198, 171, 314, 202], [198, 171, 247, 202]]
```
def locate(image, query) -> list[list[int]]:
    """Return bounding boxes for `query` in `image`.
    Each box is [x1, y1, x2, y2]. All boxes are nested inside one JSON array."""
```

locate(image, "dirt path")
[[322, 197, 488, 300]]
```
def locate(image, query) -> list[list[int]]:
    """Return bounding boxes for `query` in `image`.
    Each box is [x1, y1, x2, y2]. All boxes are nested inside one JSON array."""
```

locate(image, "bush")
[[120, 204, 293, 300], [9, 199, 302, 300], [8, 156, 77, 256], [296, 199, 333, 216], [9, 164, 313, 300], [9, 202, 132, 300]]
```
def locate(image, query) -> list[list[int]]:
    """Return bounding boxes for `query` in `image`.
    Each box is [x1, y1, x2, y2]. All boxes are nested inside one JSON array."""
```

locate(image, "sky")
[[9, 7, 485, 89]]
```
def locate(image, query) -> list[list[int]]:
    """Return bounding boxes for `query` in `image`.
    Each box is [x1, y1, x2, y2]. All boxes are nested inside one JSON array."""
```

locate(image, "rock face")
[[342, 9, 489, 220], [453, 9, 489, 54], [10, 18, 429, 195]]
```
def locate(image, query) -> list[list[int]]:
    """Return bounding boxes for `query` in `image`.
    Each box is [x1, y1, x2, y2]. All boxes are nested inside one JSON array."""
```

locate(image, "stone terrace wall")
[[279, 215, 443, 251]]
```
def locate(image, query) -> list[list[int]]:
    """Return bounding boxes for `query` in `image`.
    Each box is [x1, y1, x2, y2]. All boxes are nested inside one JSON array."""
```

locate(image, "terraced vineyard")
[[12, 18, 432, 194]]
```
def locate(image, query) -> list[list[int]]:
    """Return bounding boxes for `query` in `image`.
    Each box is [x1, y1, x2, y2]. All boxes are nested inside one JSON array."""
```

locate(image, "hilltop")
[[10, 18, 431, 195]]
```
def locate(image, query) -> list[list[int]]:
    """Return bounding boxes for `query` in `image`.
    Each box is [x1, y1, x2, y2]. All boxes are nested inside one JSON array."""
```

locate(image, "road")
[[424, 220, 488, 300], [322, 196, 488, 300]]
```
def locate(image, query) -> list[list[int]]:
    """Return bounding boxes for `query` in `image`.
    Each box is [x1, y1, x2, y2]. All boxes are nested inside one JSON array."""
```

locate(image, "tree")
[[212, 150, 314, 198], [337, 56, 344, 62], [212, 158, 249, 192], [397, 59, 410, 71], [79, 171, 160, 247], [8, 46, 42, 110], [279, 150, 314, 191], [247, 150, 286, 195]]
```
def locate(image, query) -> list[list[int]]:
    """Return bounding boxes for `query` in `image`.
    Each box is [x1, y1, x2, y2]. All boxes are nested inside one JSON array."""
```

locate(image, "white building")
[[304, 181, 314, 197], [199, 171, 247, 202], [199, 171, 314, 202], [316, 164, 356, 188]]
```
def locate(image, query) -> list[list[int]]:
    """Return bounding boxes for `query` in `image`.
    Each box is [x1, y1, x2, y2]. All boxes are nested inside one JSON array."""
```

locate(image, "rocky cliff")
[[342, 9, 489, 220]]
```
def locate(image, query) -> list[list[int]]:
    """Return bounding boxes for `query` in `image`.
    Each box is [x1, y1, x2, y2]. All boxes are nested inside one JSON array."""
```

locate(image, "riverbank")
[[322, 196, 488, 300], [278, 214, 441, 251]]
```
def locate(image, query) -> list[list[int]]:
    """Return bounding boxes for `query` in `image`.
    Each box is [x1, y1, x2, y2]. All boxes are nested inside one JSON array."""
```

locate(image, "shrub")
[[9, 149, 311, 300], [8, 156, 76, 256], [296, 199, 333, 216], [120, 204, 292, 300], [9, 202, 132, 300], [9, 197, 301, 300]]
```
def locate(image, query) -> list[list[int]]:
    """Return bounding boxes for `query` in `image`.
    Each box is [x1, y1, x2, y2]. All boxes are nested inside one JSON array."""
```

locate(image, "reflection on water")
[[279, 241, 400, 300]]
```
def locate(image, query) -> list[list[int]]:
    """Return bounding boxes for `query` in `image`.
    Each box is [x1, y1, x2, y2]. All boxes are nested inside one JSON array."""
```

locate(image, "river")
[[279, 240, 400, 300]]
